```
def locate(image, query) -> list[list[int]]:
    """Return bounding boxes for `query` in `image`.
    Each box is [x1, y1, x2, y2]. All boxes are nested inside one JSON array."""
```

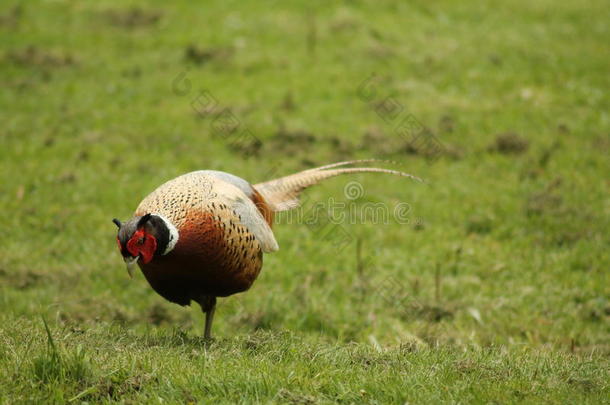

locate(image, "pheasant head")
[[112, 214, 179, 277]]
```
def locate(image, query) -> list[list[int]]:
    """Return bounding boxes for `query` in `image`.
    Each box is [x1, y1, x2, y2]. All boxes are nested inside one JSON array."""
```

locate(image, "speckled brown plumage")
[[134, 171, 270, 305]]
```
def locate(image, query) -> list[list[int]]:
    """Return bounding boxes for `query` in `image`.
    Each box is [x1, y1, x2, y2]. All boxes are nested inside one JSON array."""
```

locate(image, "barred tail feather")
[[254, 160, 422, 212]]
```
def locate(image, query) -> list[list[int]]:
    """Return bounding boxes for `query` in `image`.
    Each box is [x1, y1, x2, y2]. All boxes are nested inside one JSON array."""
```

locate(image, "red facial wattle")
[[126, 229, 157, 265]]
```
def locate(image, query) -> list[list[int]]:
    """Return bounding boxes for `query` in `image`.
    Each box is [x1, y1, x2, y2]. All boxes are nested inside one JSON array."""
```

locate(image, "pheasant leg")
[[197, 295, 217, 339], [204, 304, 216, 339]]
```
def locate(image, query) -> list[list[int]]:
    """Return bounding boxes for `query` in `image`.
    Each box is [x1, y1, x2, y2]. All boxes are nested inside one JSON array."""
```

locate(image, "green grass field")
[[1, 0, 608, 403]]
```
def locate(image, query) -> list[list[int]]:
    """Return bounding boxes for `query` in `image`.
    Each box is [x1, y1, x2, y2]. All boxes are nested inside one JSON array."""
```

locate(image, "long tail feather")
[[299, 158, 399, 173], [254, 160, 422, 212]]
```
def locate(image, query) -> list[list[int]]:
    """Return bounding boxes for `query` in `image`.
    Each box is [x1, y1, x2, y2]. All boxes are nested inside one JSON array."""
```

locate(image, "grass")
[[1, 0, 609, 403]]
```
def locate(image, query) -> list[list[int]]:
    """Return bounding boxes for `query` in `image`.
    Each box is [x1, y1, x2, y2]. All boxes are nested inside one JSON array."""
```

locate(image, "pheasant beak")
[[124, 256, 139, 278]]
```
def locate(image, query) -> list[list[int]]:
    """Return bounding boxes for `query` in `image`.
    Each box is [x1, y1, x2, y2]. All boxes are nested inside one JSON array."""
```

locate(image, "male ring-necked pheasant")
[[113, 160, 420, 338]]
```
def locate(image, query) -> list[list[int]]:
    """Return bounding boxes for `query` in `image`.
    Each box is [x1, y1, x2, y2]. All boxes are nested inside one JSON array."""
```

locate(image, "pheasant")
[[113, 160, 421, 338]]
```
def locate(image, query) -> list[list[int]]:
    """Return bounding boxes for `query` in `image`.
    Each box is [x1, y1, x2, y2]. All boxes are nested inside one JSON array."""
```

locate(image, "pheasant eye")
[[138, 237, 145, 244]]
